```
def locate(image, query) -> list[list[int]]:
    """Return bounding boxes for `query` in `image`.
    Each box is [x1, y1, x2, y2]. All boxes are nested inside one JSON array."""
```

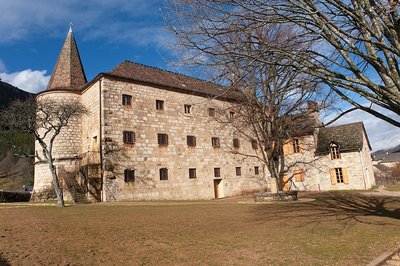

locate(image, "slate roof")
[[106, 60, 243, 101], [315, 122, 370, 155], [47, 28, 87, 91]]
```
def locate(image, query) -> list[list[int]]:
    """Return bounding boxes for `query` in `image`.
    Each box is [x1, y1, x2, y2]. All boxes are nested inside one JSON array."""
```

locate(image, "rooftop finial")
[[69, 22, 73, 33]]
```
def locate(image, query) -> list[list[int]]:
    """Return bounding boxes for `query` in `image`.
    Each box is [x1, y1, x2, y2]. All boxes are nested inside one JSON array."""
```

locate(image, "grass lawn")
[[0, 192, 399, 265]]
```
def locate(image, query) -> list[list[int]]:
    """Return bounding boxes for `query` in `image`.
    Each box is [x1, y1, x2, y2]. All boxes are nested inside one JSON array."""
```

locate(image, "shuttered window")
[[330, 167, 349, 184]]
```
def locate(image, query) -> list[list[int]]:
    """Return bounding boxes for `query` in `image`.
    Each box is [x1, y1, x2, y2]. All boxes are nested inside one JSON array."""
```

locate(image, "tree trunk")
[[48, 160, 65, 207]]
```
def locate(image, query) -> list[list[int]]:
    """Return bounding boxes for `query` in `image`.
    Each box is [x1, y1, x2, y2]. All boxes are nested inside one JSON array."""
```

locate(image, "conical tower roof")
[[47, 26, 87, 91]]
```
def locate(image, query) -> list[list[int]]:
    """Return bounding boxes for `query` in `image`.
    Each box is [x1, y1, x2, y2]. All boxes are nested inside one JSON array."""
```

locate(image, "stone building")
[[32, 28, 375, 202]]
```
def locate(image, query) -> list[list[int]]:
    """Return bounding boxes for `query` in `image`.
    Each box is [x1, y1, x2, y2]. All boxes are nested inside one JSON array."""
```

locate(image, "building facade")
[[32, 29, 375, 202]]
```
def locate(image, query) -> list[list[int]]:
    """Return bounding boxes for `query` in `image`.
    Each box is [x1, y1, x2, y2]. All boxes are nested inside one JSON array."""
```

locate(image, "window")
[[123, 131, 135, 144], [293, 138, 301, 153], [211, 137, 220, 148], [122, 94, 132, 106], [233, 138, 240, 149], [156, 100, 164, 110], [236, 167, 241, 176], [160, 168, 168, 180], [294, 168, 304, 182], [229, 111, 235, 118], [330, 143, 341, 160], [208, 108, 215, 117], [187, 135, 196, 147], [251, 139, 258, 150], [214, 167, 221, 177], [158, 133, 168, 146], [254, 166, 259, 175], [189, 168, 197, 179], [124, 169, 135, 182], [335, 168, 344, 183], [184, 104, 192, 114]]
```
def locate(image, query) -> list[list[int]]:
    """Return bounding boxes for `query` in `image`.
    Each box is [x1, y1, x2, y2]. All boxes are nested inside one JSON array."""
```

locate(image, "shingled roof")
[[47, 27, 87, 91], [107, 61, 243, 101], [315, 122, 371, 155]]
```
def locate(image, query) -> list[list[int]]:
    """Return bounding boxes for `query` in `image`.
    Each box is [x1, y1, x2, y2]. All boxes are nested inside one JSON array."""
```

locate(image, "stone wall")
[[100, 78, 266, 200]]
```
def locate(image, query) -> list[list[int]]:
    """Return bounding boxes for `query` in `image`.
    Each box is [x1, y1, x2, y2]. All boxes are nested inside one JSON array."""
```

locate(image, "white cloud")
[[0, 69, 50, 94], [331, 109, 400, 151]]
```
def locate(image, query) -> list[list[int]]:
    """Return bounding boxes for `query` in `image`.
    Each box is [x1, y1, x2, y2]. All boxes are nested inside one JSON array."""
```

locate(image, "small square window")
[[156, 100, 164, 110], [208, 108, 215, 117], [189, 168, 196, 179], [233, 138, 240, 149], [214, 167, 221, 177], [251, 139, 258, 150], [122, 94, 132, 106], [158, 133, 168, 146], [211, 137, 220, 148], [254, 166, 259, 175], [184, 104, 192, 114], [124, 169, 135, 182], [236, 167, 241, 176], [187, 135, 196, 147], [160, 168, 168, 180], [123, 131, 135, 144]]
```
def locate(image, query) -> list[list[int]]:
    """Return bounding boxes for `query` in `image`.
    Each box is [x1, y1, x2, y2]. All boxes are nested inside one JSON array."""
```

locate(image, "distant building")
[[31, 28, 375, 202]]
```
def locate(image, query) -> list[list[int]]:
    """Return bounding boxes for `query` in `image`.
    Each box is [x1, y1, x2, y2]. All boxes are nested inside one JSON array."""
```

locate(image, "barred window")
[[293, 138, 301, 153], [254, 166, 259, 175], [236, 167, 241, 176], [208, 108, 215, 117], [187, 135, 196, 147], [233, 138, 240, 149], [124, 169, 135, 182], [189, 168, 197, 179], [160, 168, 168, 180], [122, 94, 132, 106], [158, 133, 168, 146], [211, 137, 220, 148], [156, 100, 164, 110], [214, 167, 221, 177], [184, 104, 192, 114], [229, 111, 235, 118], [123, 131, 135, 144]]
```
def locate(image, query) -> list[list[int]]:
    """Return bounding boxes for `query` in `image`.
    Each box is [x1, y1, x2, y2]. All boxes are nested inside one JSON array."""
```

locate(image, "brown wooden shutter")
[[283, 140, 293, 155], [299, 138, 305, 153], [294, 168, 304, 182], [343, 168, 349, 184], [330, 168, 337, 185]]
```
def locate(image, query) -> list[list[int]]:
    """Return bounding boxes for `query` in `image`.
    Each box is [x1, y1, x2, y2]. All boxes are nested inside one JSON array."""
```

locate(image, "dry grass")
[[0, 192, 399, 265], [385, 184, 400, 191]]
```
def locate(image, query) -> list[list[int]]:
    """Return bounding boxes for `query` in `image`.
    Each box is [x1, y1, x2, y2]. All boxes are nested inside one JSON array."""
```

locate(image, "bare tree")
[[0, 98, 87, 207], [167, 0, 400, 126], [166, 2, 331, 191]]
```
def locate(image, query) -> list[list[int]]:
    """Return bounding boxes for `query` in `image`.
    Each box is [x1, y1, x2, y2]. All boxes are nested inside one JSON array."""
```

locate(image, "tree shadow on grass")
[[251, 192, 400, 227]]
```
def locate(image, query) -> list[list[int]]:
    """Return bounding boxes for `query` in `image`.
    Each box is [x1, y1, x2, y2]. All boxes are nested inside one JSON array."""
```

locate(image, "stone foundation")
[[253, 191, 298, 202]]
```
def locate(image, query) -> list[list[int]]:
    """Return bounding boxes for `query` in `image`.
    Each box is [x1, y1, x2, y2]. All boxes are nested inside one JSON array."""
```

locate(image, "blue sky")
[[0, 0, 399, 151]]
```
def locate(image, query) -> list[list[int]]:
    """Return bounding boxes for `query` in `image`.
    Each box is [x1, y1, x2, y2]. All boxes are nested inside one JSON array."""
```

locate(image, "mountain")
[[0, 79, 34, 108], [0, 80, 35, 191], [373, 144, 400, 157]]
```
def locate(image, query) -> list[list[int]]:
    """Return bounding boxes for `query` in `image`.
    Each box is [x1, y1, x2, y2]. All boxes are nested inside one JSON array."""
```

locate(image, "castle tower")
[[32, 25, 87, 202]]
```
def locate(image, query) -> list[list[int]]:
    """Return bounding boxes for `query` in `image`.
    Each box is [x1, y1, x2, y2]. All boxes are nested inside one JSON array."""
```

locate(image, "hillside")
[[0, 80, 35, 191], [0, 79, 33, 107]]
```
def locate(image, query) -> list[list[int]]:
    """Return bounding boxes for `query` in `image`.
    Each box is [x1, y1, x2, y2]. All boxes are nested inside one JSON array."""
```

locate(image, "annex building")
[[32, 28, 375, 203]]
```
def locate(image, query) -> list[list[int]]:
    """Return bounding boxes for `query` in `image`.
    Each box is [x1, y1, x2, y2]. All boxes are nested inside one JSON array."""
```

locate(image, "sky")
[[0, 0, 399, 151]]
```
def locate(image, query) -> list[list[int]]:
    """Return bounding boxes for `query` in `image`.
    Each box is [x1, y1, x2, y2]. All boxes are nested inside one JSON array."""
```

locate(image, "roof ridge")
[[122, 60, 226, 88]]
